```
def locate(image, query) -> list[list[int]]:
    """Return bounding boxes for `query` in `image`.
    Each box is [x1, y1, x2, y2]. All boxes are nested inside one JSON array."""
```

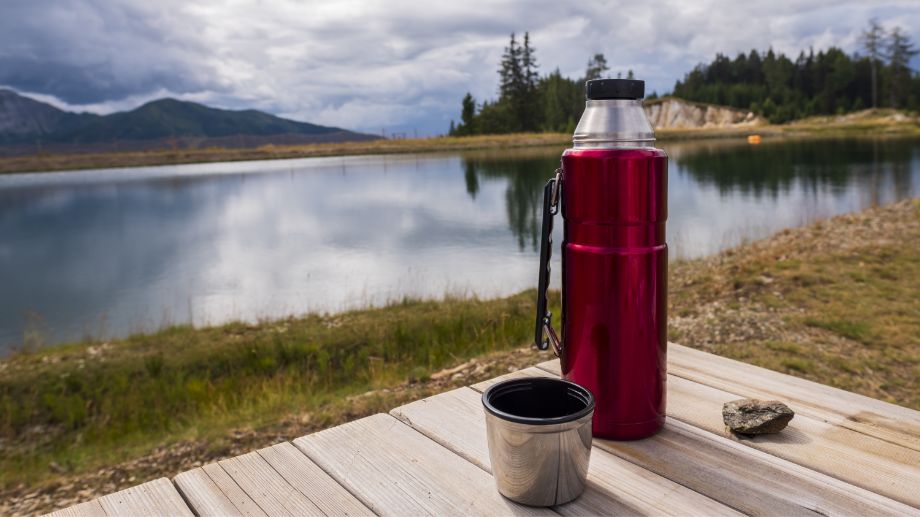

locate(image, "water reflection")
[[671, 138, 916, 200], [459, 138, 919, 254], [0, 137, 917, 350], [461, 149, 558, 251]]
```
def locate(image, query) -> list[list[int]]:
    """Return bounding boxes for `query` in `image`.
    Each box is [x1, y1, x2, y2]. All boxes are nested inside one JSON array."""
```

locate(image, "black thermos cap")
[[586, 79, 645, 100]]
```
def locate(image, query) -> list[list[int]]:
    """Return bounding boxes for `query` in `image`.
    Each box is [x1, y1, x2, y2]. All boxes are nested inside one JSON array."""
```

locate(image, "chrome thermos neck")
[[573, 78, 655, 148], [573, 99, 655, 148]]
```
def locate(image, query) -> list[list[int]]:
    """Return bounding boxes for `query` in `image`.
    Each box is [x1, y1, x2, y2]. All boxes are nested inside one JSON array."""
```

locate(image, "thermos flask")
[[535, 78, 667, 440]]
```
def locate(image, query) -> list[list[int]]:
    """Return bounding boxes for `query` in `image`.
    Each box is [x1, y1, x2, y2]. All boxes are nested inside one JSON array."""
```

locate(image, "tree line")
[[450, 21, 918, 134], [449, 33, 636, 136], [674, 20, 918, 122]]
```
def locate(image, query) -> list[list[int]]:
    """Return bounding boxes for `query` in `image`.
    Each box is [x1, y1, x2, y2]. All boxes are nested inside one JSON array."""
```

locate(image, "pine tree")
[[499, 33, 523, 101], [521, 33, 539, 92], [520, 32, 539, 131], [460, 93, 476, 135], [861, 18, 885, 108], [497, 32, 539, 131], [585, 54, 608, 81], [886, 27, 918, 108]]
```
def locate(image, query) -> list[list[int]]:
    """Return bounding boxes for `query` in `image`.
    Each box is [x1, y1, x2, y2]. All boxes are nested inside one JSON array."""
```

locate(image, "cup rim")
[[482, 377, 595, 426]]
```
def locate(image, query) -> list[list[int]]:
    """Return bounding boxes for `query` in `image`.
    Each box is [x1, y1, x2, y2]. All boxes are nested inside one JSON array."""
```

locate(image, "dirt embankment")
[[645, 97, 764, 129]]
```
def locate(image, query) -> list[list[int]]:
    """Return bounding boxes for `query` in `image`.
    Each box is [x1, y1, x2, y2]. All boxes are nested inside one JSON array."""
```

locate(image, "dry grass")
[[0, 133, 572, 174]]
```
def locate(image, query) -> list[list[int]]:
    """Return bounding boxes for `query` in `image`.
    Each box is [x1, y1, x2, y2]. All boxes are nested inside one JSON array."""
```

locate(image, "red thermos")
[[536, 78, 667, 440]]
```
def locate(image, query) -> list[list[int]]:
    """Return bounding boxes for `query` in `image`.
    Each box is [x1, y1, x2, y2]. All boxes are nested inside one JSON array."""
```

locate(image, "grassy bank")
[[2, 198, 918, 514], [2, 109, 917, 175], [0, 292, 549, 490]]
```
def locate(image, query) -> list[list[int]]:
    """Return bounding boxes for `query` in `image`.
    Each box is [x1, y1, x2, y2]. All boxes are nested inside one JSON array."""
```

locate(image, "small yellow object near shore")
[[747, 134, 762, 144]]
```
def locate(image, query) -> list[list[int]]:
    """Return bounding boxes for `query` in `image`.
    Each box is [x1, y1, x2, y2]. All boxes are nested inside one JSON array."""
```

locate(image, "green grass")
[[803, 318, 875, 344], [0, 291, 556, 488]]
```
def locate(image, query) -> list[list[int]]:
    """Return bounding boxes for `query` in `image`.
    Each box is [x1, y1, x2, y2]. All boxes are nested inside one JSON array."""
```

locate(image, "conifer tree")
[[522, 33, 539, 92], [499, 33, 523, 102], [886, 27, 918, 108], [585, 54, 608, 81], [460, 93, 476, 135], [861, 18, 885, 108], [520, 32, 539, 131]]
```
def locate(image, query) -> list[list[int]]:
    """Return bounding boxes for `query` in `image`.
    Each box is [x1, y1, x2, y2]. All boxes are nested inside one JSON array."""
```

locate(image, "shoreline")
[[1, 111, 918, 175]]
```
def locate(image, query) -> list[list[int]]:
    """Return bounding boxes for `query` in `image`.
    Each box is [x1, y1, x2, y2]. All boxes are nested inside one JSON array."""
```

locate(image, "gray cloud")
[[0, 0, 224, 102], [1, 0, 918, 135]]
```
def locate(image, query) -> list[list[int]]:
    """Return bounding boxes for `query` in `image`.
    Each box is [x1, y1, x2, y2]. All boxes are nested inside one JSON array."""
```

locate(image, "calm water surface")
[[1, 137, 918, 351]]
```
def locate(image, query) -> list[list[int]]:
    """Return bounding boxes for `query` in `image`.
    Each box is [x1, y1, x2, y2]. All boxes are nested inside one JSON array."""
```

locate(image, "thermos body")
[[560, 147, 668, 440], [535, 79, 668, 441]]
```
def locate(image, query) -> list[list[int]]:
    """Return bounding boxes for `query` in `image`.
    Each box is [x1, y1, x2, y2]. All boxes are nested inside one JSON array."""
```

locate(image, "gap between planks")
[[173, 442, 372, 517]]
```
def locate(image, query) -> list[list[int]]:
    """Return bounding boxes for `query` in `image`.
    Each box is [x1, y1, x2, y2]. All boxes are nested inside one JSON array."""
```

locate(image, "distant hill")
[[0, 89, 378, 155], [0, 90, 99, 143]]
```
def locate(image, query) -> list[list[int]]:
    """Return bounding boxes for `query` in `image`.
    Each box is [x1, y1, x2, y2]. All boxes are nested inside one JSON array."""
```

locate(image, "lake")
[[1, 137, 918, 352]]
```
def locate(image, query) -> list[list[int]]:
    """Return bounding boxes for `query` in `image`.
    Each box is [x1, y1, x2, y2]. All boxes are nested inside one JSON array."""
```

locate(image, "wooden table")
[[48, 344, 920, 516]]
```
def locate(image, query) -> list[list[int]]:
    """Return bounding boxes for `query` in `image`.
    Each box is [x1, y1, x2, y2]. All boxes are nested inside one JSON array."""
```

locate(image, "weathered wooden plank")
[[97, 477, 193, 517], [668, 342, 920, 451], [256, 441, 372, 516], [601, 418, 919, 517], [43, 499, 107, 517], [294, 413, 555, 516], [537, 360, 920, 508], [218, 451, 323, 516], [203, 462, 269, 516], [392, 386, 740, 516], [471, 368, 917, 516], [174, 465, 267, 517]]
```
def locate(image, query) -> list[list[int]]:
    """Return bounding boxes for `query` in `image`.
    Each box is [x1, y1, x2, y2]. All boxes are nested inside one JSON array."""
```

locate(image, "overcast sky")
[[2, 0, 918, 136]]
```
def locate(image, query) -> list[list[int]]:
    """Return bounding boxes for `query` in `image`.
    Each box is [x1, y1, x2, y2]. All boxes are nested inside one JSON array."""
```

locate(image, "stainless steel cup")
[[482, 377, 594, 506]]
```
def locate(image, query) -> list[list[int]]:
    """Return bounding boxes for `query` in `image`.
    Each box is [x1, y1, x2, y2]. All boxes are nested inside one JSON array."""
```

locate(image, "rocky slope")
[[645, 97, 764, 129]]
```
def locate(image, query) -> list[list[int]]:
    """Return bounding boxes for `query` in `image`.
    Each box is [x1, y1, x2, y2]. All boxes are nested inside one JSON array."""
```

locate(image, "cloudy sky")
[[2, 0, 918, 136]]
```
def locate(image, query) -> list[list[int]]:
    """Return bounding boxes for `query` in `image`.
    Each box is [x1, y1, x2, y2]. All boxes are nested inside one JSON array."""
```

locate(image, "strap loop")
[[535, 168, 562, 356]]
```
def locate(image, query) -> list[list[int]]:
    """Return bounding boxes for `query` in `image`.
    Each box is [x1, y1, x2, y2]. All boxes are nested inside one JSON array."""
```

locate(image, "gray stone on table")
[[722, 399, 794, 435]]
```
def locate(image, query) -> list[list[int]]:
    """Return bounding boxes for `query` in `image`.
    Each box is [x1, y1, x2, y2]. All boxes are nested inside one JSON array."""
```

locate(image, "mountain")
[[0, 89, 99, 144], [0, 89, 378, 155]]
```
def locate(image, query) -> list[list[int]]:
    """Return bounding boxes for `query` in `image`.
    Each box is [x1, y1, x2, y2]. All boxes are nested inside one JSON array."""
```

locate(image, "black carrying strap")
[[535, 168, 562, 356]]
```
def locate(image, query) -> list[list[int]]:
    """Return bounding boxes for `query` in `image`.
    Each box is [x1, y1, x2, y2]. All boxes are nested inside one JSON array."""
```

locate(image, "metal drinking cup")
[[482, 377, 594, 506]]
